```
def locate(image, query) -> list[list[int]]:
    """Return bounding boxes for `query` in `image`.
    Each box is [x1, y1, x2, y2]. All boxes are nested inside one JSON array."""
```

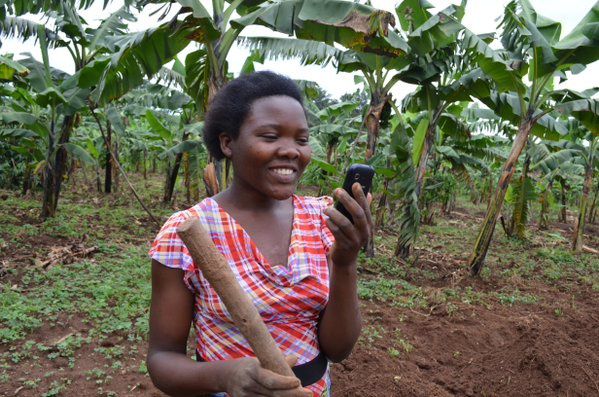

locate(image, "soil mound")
[[332, 296, 599, 396]]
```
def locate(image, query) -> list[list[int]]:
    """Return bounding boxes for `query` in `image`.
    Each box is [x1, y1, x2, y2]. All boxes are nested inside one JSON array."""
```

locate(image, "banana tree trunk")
[[326, 143, 335, 164], [469, 116, 534, 276], [486, 174, 494, 211], [95, 164, 102, 192], [559, 181, 568, 223], [67, 158, 76, 186], [573, 139, 595, 251], [81, 163, 90, 190], [41, 115, 57, 218], [113, 138, 120, 192], [143, 150, 147, 180], [415, 107, 444, 200], [588, 181, 598, 224], [363, 93, 390, 257], [365, 92, 390, 160], [183, 151, 191, 203], [511, 149, 531, 239], [539, 186, 550, 230], [164, 143, 186, 204], [104, 121, 112, 194], [190, 151, 200, 202], [394, 112, 439, 259], [202, 61, 228, 197], [41, 115, 75, 219], [22, 164, 32, 196], [375, 177, 390, 229], [415, 125, 435, 199]]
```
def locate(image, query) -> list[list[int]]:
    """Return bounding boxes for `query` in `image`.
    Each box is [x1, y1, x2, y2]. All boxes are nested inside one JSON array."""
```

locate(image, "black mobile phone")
[[334, 164, 375, 223]]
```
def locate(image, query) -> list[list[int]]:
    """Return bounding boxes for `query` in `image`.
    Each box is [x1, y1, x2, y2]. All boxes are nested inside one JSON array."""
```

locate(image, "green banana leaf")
[[0, 55, 28, 81], [232, 0, 405, 56]]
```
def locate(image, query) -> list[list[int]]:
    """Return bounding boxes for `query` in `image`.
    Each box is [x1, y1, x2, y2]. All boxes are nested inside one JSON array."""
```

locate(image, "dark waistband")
[[291, 351, 328, 387], [196, 351, 328, 387]]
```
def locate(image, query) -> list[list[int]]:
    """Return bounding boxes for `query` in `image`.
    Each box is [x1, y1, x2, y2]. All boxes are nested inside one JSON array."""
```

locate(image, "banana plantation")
[[1, 0, 598, 396]]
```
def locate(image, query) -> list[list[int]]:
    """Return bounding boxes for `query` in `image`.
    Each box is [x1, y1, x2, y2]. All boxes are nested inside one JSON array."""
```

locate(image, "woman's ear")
[[219, 133, 233, 158]]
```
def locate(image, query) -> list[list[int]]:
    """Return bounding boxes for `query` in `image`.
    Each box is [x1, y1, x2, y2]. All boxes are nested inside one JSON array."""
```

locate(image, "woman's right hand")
[[225, 356, 312, 397]]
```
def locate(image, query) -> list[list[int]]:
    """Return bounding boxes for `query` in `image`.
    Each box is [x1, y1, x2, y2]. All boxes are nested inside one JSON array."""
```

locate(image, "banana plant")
[[239, 34, 406, 161], [0, 76, 94, 196], [436, 131, 509, 214], [1, 2, 138, 218], [532, 122, 598, 250], [501, 144, 537, 239], [302, 99, 363, 194], [466, 0, 599, 275], [3, 48, 89, 218], [386, 118, 420, 258], [239, 1, 476, 163], [144, 104, 204, 204], [391, 104, 509, 256]]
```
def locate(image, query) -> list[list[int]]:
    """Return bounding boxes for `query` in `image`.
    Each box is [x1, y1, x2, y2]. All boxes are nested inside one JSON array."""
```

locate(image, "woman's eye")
[[262, 134, 278, 140], [297, 137, 309, 144]]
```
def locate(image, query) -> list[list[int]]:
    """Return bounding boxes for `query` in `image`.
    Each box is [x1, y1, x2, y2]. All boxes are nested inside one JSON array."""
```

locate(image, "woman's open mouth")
[[269, 167, 297, 182]]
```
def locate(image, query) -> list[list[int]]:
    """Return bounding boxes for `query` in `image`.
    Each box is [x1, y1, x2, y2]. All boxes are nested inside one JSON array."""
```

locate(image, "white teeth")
[[272, 168, 294, 175]]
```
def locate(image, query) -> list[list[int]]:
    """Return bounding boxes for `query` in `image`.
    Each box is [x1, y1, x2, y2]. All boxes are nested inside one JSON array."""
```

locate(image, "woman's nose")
[[276, 140, 300, 159]]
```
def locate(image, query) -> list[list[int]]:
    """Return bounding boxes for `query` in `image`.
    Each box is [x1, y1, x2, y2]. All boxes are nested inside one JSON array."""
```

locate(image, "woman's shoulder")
[[295, 195, 333, 214], [159, 198, 220, 230], [149, 198, 222, 272]]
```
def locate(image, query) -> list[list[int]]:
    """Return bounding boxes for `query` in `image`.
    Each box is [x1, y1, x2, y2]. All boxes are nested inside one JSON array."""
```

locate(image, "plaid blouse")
[[149, 195, 335, 396]]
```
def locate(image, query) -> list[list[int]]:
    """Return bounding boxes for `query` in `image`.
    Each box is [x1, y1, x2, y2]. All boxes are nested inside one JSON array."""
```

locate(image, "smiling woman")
[[146, 71, 373, 397]]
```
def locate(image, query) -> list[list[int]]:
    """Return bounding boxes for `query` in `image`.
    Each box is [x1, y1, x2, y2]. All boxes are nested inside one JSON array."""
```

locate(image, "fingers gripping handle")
[[177, 218, 296, 378]]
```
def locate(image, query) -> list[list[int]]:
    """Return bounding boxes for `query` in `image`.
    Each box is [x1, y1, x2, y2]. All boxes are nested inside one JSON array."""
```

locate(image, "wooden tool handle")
[[177, 217, 295, 377]]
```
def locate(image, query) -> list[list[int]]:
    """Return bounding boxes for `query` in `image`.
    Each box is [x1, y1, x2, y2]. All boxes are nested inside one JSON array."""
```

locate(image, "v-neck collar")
[[206, 195, 298, 271]]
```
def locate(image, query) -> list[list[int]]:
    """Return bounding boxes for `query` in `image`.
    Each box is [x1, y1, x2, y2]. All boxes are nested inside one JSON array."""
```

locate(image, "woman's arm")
[[148, 260, 311, 397], [317, 184, 371, 362], [147, 259, 231, 395]]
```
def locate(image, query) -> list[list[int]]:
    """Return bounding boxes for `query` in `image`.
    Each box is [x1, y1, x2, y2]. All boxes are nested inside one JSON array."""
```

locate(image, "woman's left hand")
[[324, 182, 373, 267]]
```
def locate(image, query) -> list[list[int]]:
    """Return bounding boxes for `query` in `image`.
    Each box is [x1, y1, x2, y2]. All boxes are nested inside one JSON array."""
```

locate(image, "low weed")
[[394, 329, 414, 354], [360, 324, 385, 345], [359, 255, 407, 278], [495, 289, 538, 306], [358, 278, 402, 302], [42, 379, 70, 397]]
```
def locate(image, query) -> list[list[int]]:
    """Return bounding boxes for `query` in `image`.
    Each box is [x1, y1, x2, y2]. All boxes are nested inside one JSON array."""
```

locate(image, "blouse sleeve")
[[319, 196, 335, 254], [148, 212, 194, 272]]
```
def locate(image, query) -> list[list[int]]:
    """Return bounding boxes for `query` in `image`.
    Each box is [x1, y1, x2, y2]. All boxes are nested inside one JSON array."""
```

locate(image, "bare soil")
[[332, 273, 599, 397]]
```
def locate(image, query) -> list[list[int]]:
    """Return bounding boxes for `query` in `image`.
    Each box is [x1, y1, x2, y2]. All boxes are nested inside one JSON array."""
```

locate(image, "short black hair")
[[203, 71, 304, 160]]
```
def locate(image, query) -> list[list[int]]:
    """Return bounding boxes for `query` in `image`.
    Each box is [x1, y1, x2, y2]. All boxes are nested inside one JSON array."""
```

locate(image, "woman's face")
[[220, 95, 312, 200]]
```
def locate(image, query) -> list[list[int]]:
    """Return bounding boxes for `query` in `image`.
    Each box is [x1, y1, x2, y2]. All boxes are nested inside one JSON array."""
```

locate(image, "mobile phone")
[[334, 164, 375, 223]]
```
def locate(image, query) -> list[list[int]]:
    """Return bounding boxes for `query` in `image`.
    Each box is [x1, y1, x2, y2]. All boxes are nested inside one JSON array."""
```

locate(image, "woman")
[[148, 71, 372, 397]]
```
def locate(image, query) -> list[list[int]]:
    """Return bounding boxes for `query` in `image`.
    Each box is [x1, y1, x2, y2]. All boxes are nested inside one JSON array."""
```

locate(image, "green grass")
[[358, 278, 431, 310], [0, 243, 151, 343]]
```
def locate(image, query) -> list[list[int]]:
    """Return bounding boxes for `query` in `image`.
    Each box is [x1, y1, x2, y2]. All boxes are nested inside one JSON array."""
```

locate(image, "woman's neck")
[[215, 179, 291, 212]]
